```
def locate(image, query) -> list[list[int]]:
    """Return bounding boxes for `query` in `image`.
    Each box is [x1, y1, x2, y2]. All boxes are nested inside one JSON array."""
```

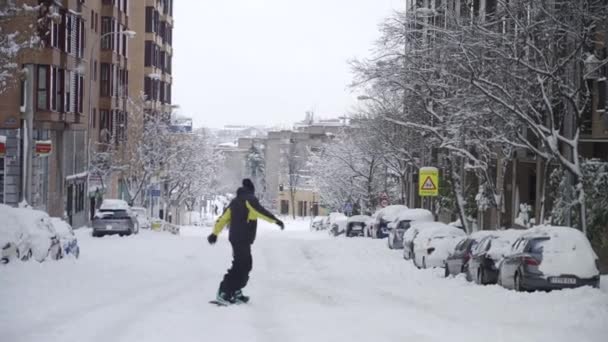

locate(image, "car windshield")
[[97, 210, 130, 219], [397, 220, 411, 230], [528, 237, 551, 254]]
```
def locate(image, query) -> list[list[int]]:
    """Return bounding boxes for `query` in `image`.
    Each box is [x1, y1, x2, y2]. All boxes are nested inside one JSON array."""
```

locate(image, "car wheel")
[[514, 272, 523, 292], [422, 256, 427, 269], [444, 263, 450, 278]]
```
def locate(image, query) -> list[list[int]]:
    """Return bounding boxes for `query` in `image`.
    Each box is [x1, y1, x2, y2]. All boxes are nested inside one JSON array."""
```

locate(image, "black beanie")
[[242, 178, 255, 192]]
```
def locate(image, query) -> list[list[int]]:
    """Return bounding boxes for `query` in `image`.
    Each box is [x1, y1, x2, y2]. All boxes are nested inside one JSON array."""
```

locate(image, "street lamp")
[[86, 30, 136, 220]]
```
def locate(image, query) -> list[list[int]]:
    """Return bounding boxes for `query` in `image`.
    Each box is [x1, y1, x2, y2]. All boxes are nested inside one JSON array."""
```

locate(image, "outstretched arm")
[[245, 198, 278, 223], [212, 208, 232, 236]]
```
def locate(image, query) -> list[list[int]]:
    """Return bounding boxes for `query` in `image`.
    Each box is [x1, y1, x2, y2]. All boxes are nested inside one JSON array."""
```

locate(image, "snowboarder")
[[207, 178, 284, 305]]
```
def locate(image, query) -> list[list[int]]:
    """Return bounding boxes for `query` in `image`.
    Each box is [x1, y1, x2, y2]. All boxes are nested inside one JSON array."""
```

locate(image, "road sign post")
[[418, 167, 439, 197]]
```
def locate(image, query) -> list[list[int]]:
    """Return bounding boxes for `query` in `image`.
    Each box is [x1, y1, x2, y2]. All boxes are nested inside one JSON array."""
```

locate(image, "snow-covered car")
[[131, 207, 151, 229], [329, 215, 348, 237], [444, 230, 497, 278], [498, 226, 600, 291], [0, 204, 62, 263], [92, 199, 139, 237], [410, 222, 466, 269], [387, 209, 433, 249], [49, 218, 80, 258], [466, 229, 521, 284], [345, 215, 372, 237], [371, 205, 409, 239], [310, 216, 325, 231]]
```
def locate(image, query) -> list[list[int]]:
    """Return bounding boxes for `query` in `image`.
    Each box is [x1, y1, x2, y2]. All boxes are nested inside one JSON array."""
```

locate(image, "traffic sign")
[[419, 167, 439, 197]]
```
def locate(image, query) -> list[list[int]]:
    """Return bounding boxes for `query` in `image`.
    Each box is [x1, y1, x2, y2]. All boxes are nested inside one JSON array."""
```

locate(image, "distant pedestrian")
[[207, 179, 284, 305]]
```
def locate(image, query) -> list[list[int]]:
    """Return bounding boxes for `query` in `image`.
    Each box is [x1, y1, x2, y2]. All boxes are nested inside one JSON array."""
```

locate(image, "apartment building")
[[0, 0, 147, 226], [129, 0, 173, 118]]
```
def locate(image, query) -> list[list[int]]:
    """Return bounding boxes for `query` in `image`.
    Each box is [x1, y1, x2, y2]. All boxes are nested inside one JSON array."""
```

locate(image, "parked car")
[[371, 205, 409, 239], [50, 218, 80, 258], [92, 200, 139, 237], [345, 215, 372, 237], [322, 213, 345, 231], [498, 226, 600, 291], [387, 209, 433, 249], [444, 230, 496, 278], [466, 230, 521, 284], [411, 223, 466, 269], [310, 216, 325, 231], [131, 207, 151, 229], [329, 214, 348, 236], [0, 204, 62, 263]]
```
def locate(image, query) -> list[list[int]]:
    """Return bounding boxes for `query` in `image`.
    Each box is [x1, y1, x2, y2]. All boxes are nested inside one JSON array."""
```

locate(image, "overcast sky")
[[173, 0, 402, 129]]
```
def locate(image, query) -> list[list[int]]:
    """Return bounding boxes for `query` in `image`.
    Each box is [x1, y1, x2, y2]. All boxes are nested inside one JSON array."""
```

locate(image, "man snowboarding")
[[207, 179, 284, 305]]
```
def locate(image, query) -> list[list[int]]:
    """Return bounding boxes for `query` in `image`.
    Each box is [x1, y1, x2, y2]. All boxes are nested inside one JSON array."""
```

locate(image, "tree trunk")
[[449, 159, 469, 233], [290, 189, 296, 219]]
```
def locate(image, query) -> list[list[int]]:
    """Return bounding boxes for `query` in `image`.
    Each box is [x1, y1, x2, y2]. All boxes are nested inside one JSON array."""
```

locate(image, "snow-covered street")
[[2, 219, 607, 342]]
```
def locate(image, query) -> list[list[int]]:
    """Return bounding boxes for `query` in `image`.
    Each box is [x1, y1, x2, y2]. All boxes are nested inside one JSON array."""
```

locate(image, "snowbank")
[[522, 226, 599, 279]]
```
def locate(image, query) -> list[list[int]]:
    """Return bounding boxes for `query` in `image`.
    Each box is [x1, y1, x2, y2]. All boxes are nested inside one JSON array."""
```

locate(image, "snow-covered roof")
[[414, 222, 466, 242], [375, 205, 409, 222], [519, 225, 599, 278], [100, 199, 129, 211], [473, 229, 523, 261], [394, 209, 433, 222]]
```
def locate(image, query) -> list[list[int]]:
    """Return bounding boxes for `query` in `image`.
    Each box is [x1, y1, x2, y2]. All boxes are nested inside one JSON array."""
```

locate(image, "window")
[[280, 200, 289, 215], [66, 15, 73, 54], [92, 108, 97, 128], [90, 10, 94, 29], [101, 17, 112, 50], [145, 7, 154, 33], [37, 65, 49, 110], [100, 63, 111, 97], [54, 67, 64, 112], [145, 41, 153, 66], [93, 60, 97, 82], [64, 70, 72, 113]]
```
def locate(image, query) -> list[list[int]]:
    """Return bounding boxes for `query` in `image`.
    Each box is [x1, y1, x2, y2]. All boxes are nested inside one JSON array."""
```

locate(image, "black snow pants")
[[219, 240, 253, 295]]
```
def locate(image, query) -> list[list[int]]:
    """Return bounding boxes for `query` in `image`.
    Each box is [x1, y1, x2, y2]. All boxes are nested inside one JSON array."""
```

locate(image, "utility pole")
[[21, 64, 35, 205]]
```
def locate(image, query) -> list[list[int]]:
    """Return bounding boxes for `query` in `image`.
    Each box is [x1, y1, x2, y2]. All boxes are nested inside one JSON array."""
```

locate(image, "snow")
[[99, 199, 130, 211], [394, 208, 434, 222], [412, 222, 467, 267], [1, 219, 607, 342], [475, 229, 523, 263], [375, 204, 409, 222], [0, 205, 57, 262], [65, 171, 88, 181], [521, 226, 600, 279], [0, 135, 6, 144]]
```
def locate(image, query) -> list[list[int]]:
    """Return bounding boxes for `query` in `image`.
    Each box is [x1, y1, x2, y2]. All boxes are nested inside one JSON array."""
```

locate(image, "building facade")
[[0, 0, 175, 226]]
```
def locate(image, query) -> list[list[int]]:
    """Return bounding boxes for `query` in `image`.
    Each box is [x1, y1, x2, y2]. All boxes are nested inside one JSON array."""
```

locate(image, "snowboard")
[[209, 300, 231, 307], [209, 299, 249, 306]]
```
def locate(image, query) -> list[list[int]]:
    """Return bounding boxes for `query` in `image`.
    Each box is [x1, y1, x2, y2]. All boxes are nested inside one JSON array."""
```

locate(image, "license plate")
[[106, 225, 113, 230], [550, 277, 576, 285]]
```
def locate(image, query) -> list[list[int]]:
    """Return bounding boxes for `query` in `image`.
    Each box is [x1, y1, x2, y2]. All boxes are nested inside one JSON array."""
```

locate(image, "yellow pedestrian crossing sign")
[[419, 167, 439, 197]]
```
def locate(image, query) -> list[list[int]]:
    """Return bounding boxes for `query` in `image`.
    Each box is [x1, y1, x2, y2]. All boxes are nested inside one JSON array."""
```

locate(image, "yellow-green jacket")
[[213, 188, 279, 244]]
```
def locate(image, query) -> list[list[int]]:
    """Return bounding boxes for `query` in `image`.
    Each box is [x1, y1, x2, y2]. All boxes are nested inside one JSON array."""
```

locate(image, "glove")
[[276, 220, 285, 230], [207, 234, 217, 245]]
